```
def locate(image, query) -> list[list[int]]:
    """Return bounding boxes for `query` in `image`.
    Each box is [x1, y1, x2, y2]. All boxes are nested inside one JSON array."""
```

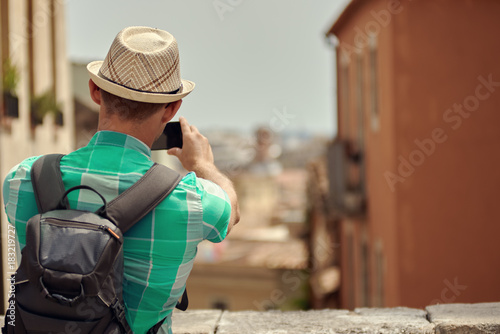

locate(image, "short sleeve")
[[196, 177, 231, 243], [2, 156, 41, 248], [2, 167, 14, 210]]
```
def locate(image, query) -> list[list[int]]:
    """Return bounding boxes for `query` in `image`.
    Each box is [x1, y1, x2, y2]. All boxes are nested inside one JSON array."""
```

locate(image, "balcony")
[[327, 139, 366, 217]]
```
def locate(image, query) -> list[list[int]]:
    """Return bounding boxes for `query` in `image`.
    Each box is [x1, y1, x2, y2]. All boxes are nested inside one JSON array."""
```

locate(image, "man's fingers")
[[179, 117, 191, 134], [179, 117, 201, 136], [167, 147, 182, 157]]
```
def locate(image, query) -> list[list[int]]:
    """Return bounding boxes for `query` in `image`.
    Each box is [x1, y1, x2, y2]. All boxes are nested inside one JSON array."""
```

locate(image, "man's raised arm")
[[167, 117, 240, 233]]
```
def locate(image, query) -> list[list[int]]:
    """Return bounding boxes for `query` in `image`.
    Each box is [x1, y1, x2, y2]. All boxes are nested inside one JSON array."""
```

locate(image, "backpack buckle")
[[111, 299, 126, 322], [111, 300, 133, 333]]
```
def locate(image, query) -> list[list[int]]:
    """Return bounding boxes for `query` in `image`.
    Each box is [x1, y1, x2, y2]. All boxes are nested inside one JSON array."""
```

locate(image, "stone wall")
[[171, 302, 500, 334], [0, 302, 498, 332]]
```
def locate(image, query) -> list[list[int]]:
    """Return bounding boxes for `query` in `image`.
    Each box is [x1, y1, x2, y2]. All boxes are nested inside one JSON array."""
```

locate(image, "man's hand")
[[167, 117, 240, 233], [167, 117, 214, 173]]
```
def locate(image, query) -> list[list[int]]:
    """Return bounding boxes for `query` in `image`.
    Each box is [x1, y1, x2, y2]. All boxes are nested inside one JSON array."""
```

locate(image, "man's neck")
[[97, 113, 163, 148]]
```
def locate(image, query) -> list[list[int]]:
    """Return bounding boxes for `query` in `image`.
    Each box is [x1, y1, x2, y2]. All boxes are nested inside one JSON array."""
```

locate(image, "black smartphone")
[[151, 122, 183, 150]]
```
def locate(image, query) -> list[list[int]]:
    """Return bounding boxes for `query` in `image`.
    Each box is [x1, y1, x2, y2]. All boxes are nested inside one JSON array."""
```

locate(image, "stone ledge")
[[172, 309, 222, 334], [0, 302, 498, 333], [426, 302, 500, 334], [171, 302, 500, 334], [172, 308, 433, 334]]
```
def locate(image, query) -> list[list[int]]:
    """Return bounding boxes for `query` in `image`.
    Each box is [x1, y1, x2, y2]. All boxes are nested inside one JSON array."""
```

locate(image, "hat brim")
[[87, 61, 195, 103]]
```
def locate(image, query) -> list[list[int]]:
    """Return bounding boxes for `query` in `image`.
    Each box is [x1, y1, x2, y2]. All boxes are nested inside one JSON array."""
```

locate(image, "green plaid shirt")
[[3, 131, 231, 334]]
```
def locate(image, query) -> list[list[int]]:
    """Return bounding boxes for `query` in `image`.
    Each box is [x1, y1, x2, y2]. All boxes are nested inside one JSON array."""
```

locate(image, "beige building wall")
[[0, 0, 74, 311], [188, 264, 308, 311]]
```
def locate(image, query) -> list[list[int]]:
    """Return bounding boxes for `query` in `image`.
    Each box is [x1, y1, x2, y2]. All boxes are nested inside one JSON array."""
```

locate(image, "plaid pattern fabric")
[[3, 131, 231, 334]]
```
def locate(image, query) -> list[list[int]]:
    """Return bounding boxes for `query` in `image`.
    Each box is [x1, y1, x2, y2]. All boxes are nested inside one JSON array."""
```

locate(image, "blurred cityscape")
[[74, 60, 329, 311], [1, 0, 500, 316]]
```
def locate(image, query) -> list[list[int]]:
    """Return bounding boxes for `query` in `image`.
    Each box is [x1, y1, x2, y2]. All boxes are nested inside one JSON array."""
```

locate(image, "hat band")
[[98, 70, 183, 95]]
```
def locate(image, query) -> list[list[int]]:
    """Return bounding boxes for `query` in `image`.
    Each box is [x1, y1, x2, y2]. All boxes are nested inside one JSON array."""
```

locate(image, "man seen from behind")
[[2, 26, 240, 333]]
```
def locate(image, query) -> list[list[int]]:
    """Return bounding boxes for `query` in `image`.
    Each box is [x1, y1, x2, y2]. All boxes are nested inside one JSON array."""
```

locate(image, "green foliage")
[[2, 58, 19, 95], [31, 90, 62, 120]]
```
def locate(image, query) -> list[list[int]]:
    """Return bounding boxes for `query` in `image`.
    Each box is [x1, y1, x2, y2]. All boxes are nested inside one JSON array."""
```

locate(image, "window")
[[1, 0, 9, 66], [27, 0, 34, 98], [356, 53, 365, 149], [360, 226, 370, 306], [345, 221, 355, 309], [50, 0, 57, 99], [369, 37, 379, 131], [339, 55, 350, 140], [355, 53, 366, 203], [1, 0, 10, 118], [374, 239, 385, 307]]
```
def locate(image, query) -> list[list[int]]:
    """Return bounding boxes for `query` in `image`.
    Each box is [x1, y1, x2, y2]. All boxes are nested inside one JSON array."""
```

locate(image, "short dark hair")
[[100, 89, 166, 122]]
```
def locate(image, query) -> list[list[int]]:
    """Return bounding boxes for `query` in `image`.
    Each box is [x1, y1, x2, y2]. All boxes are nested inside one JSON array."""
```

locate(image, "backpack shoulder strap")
[[31, 154, 68, 213], [105, 163, 182, 233]]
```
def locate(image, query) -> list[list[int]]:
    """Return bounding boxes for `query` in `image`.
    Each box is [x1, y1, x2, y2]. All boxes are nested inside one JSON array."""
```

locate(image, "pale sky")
[[66, 0, 350, 136]]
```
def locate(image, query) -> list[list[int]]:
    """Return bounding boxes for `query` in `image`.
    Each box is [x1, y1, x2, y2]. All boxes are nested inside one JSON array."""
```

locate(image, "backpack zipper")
[[45, 219, 121, 241], [99, 225, 121, 240]]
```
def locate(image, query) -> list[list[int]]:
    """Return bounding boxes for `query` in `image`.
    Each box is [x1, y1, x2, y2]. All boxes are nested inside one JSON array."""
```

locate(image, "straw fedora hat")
[[87, 26, 195, 103]]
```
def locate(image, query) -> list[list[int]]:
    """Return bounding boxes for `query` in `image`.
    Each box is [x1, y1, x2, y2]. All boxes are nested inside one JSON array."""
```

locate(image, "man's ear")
[[89, 79, 102, 105], [161, 99, 183, 123]]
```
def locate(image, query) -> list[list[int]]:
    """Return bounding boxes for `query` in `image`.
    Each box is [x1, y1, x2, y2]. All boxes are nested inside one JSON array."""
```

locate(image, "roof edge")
[[326, 0, 364, 36]]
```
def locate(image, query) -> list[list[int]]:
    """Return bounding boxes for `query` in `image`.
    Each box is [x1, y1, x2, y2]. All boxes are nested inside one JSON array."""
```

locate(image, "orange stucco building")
[[326, 0, 500, 309]]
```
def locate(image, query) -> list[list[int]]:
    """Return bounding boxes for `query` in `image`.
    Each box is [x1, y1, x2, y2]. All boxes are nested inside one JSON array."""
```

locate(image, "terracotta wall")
[[392, 0, 500, 307], [331, 0, 500, 308]]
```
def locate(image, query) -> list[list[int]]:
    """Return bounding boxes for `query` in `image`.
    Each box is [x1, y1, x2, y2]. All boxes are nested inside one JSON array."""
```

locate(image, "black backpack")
[[3, 154, 188, 333]]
